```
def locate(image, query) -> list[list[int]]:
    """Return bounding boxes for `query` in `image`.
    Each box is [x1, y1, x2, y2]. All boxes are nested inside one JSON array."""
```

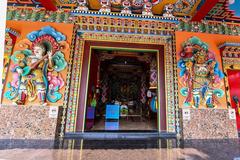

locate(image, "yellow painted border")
[[73, 40, 85, 133]]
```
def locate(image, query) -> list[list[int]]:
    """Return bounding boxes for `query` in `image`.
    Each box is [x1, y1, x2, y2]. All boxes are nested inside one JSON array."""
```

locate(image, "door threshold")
[[64, 131, 176, 140]]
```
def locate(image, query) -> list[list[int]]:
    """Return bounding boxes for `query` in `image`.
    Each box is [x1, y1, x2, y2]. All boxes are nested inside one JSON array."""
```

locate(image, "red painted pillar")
[[191, 0, 219, 22], [38, 0, 57, 11]]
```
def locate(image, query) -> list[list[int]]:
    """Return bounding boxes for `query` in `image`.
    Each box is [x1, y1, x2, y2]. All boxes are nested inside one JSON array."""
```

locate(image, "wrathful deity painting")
[[178, 36, 225, 108], [4, 26, 69, 105]]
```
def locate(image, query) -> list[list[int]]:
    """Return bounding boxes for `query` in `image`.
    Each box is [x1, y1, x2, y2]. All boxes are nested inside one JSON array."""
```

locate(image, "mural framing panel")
[[221, 44, 240, 108], [2, 28, 19, 90], [2, 25, 71, 106], [220, 43, 240, 130], [64, 30, 178, 134]]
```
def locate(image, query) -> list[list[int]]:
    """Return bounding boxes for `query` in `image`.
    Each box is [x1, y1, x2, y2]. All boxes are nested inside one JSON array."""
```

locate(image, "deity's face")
[[195, 50, 207, 64], [33, 46, 45, 59], [184, 43, 193, 53]]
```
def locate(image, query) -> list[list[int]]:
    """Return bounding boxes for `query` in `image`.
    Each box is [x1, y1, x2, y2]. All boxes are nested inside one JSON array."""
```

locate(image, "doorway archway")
[[65, 32, 177, 134], [84, 48, 159, 131]]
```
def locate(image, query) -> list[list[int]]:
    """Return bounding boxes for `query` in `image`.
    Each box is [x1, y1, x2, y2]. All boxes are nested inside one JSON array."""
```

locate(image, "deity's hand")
[[47, 50, 54, 69], [47, 51, 53, 59], [16, 68, 23, 74]]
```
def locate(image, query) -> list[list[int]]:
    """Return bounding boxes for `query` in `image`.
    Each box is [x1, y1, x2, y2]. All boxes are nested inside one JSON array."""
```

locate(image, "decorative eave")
[[191, 0, 219, 22], [72, 11, 179, 36], [219, 43, 240, 49], [176, 19, 240, 36], [6, 6, 240, 37], [219, 43, 240, 58], [205, 0, 240, 23], [71, 10, 179, 24], [77, 31, 173, 44], [6, 6, 71, 23]]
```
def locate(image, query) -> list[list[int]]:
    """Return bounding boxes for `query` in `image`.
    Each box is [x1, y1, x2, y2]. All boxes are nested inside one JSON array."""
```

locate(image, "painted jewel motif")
[[4, 26, 68, 105], [178, 36, 224, 108]]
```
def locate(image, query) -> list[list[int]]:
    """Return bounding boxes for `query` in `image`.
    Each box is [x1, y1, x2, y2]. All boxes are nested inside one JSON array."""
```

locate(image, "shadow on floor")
[[0, 138, 239, 160]]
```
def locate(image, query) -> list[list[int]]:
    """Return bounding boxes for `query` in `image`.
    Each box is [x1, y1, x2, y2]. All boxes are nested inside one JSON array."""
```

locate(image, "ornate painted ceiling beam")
[[191, 0, 219, 22], [205, 0, 240, 22], [38, 0, 57, 11]]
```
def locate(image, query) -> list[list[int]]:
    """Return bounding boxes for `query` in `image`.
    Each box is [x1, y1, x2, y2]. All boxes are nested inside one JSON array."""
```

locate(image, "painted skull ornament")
[[75, 0, 89, 11], [99, 0, 111, 13], [163, 3, 175, 18], [121, 0, 132, 14]]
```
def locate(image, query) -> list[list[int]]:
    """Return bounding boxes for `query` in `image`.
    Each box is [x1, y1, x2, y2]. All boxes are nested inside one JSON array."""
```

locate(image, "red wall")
[[227, 70, 240, 130], [87, 51, 99, 105]]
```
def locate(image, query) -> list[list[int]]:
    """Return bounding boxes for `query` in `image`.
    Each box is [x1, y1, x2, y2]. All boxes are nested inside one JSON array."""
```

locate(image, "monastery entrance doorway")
[[74, 41, 167, 133], [84, 48, 159, 131]]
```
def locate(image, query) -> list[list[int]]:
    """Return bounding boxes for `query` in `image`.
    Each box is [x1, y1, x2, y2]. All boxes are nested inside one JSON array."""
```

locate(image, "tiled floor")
[[90, 118, 157, 130], [0, 139, 240, 160]]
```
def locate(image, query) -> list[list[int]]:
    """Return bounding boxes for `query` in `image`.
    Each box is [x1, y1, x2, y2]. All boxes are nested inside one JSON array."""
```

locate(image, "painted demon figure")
[[178, 36, 224, 108]]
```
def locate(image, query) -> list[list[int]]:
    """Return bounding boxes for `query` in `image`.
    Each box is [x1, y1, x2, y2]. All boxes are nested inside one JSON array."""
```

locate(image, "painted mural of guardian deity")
[[178, 36, 224, 108], [4, 26, 68, 105]]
